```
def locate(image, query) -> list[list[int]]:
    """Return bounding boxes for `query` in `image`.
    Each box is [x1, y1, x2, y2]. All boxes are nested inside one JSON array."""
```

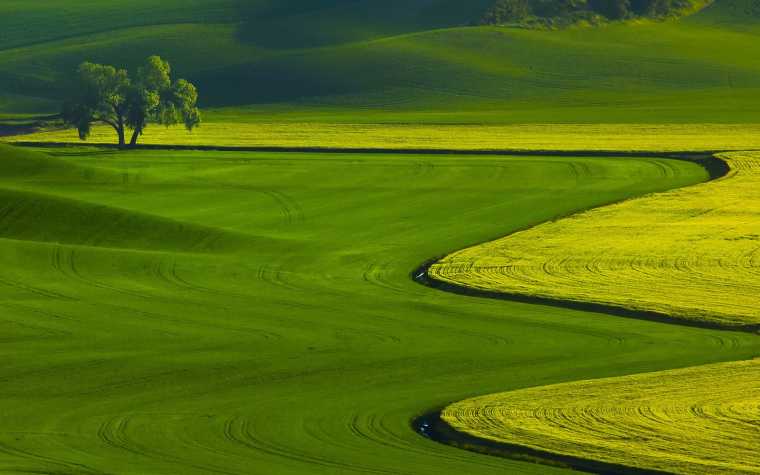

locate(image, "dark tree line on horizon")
[[482, 0, 693, 23]]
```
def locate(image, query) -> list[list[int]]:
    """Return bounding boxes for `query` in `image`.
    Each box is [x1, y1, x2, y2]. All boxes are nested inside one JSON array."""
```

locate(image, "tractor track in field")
[[410, 150, 759, 474], [0, 143, 747, 474]]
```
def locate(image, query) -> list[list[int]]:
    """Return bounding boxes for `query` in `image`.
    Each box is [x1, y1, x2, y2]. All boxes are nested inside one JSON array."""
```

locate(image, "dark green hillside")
[[481, 0, 706, 25], [2, 0, 760, 122], [687, 0, 760, 25], [237, 0, 496, 48]]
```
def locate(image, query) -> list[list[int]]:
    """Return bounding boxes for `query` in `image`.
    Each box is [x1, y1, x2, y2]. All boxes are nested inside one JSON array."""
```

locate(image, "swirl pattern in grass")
[[442, 358, 760, 474], [430, 151, 760, 327], [3, 144, 744, 474]]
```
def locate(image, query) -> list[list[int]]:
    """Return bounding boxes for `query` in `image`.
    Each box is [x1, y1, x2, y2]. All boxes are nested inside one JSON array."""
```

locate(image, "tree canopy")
[[480, 0, 693, 23], [62, 56, 200, 147]]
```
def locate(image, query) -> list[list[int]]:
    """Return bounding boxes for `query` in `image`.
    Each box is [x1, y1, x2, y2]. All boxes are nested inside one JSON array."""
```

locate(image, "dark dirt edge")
[[412, 257, 758, 334], [409, 152, 752, 474], [1, 138, 747, 474], [413, 410, 674, 475], [2, 141, 740, 161], [411, 152, 749, 334]]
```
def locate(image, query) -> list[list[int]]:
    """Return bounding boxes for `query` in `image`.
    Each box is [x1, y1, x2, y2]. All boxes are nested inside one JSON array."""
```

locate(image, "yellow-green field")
[[10, 123, 760, 152], [430, 151, 760, 326], [442, 358, 760, 474]]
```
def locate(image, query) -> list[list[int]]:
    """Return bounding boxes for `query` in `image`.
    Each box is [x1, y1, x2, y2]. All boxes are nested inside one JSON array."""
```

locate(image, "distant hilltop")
[[480, 0, 712, 26]]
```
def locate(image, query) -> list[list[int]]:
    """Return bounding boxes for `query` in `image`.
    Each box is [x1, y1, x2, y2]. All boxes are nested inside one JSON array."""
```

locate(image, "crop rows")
[[11, 123, 760, 152], [443, 358, 760, 474], [431, 151, 760, 327], [1, 144, 737, 474]]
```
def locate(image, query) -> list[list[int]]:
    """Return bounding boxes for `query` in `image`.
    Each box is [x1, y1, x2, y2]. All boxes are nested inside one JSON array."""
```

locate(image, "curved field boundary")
[[415, 151, 760, 473], [414, 152, 740, 332], [441, 359, 760, 475], [428, 151, 760, 328], [414, 410, 672, 475]]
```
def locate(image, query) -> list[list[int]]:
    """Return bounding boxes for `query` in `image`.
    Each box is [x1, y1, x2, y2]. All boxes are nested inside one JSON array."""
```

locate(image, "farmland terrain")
[[0, 144, 755, 474], [2, 0, 760, 473], [434, 151, 760, 472], [431, 151, 760, 327], [1, 0, 760, 125], [444, 358, 760, 474]]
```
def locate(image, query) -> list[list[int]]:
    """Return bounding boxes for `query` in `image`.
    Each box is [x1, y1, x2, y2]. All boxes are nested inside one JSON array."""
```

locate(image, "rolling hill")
[[2, 1, 760, 473], [0, 143, 755, 474], [2, 0, 760, 123]]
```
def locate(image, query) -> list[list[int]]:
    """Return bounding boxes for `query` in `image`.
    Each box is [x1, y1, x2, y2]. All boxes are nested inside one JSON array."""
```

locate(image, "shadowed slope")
[[3, 0, 760, 121], [0, 145, 252, 251]]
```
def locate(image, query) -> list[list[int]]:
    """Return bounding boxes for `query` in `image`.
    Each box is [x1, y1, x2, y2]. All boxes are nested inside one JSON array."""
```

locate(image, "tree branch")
[[94, 116, 118, 130]]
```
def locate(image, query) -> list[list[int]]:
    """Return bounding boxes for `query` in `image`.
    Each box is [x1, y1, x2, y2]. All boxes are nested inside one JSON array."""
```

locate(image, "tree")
[[481, 0, 531, 23], [62, 62, 131, 146], [62, 56, 201, 147], [590, 0, 631, 18], [629, 0, 673, 15]]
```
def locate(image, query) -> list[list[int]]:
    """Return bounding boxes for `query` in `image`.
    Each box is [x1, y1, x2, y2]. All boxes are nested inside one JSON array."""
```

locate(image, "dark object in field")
[[61, 56, 201, 148]]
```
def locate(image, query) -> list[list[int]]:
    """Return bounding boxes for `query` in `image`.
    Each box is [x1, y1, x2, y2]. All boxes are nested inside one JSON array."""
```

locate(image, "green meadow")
[[0, 144, 756, 474], [2, 0, 760, 123], [2, 0, 760, 473]]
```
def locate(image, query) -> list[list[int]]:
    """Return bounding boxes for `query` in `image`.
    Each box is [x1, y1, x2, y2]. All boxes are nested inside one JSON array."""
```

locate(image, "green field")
[[3, 0, 760, 124], [0, 143, 756, 474], [12, 122, 760, 152], [3, 0, 760, 472], [432, 150, 760, 471], [430, 151, 760, 327]]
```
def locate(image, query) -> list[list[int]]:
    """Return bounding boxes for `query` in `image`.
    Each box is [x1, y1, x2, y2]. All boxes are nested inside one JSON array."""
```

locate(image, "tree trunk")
[[115, 114, 126, 147], [117, 126, 125, 147], [129, 127, 141, 147]]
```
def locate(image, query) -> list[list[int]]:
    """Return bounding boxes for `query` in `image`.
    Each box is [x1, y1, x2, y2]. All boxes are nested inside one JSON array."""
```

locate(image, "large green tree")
[[62, 56, 200, 147]]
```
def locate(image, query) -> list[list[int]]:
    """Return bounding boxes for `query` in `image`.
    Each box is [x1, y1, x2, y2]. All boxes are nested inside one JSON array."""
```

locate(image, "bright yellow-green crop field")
[[11, 123, 760, 152], [442, 358, 760, 474], [430, 151, 760, 327]]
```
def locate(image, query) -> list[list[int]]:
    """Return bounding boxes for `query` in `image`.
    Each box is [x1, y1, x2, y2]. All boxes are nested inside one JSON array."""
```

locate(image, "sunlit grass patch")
[[9, 122, 760, 152], [431, 151, 760, 326], [443, 358, 760, 474]]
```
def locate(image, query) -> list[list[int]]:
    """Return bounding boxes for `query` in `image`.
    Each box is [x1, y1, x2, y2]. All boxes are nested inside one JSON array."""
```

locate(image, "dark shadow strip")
[[410, 152, 752, 474], [411, 152, 749, 333], [413, 410, 674, 475], [3, 141, 731, 164], [412, 258, 759, 333]]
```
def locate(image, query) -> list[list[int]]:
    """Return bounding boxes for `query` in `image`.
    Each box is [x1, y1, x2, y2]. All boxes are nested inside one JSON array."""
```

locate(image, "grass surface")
[[3, 0, 760, 123], [443, 358, 760, 474], [11, 122, 760, 151], [430, 151, 760, 326], [0, 143, 755, 474], [4, 2, 760, 473]]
